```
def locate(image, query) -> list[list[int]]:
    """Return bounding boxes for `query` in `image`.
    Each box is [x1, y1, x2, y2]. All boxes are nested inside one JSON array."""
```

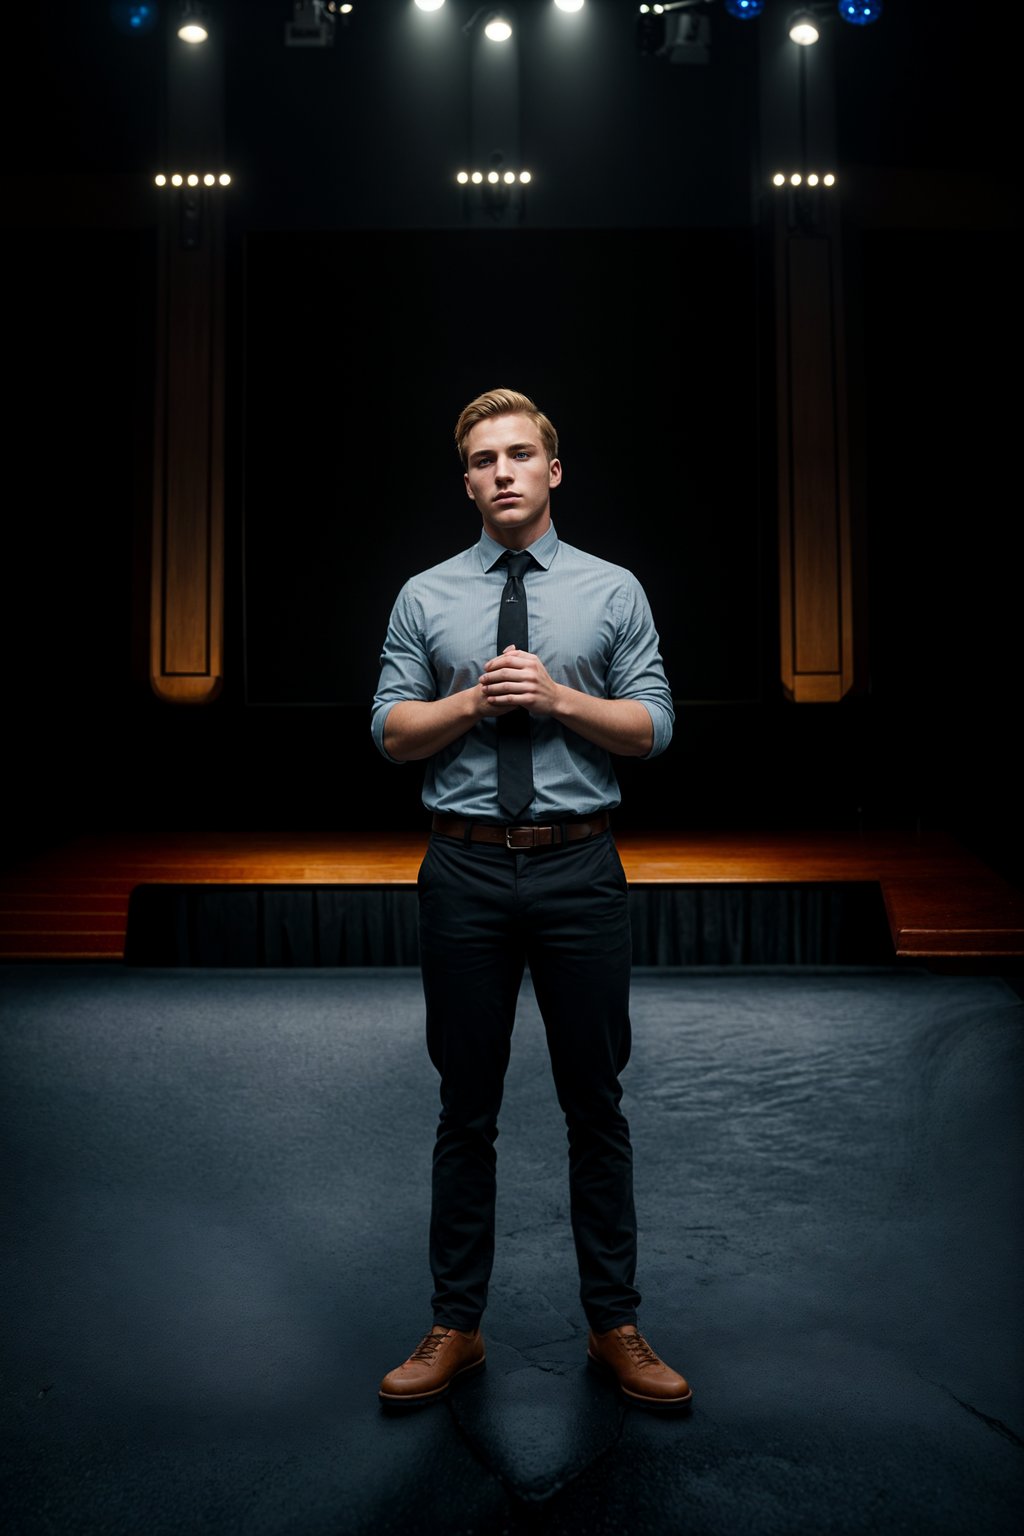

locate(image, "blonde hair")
[[454, 388, 559, 467]]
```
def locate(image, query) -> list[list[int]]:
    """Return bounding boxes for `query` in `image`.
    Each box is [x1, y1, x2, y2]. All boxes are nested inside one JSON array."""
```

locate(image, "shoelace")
[[409, 1329, 450, 1362], [620, 1332, 662, 1371]]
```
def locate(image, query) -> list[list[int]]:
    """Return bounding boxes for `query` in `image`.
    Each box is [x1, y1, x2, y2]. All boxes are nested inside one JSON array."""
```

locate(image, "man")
[[371, 388, 691, 1411]]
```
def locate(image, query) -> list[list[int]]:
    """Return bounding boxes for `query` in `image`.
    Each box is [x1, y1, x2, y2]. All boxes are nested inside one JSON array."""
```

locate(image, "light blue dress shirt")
[[371, 523, 674, 820]]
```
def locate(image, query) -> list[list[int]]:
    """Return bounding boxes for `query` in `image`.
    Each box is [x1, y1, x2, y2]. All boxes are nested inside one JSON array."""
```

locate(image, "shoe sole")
[[587, 1350, 693, 1411], [378, 1352, 486, 1407]]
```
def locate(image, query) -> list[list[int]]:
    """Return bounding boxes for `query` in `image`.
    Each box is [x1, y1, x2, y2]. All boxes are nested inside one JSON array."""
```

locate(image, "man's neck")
[[482, 514, 552, 552]]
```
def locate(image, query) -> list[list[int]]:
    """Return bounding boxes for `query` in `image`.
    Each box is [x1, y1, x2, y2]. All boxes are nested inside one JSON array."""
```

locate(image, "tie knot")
[[501, 551, 533, 580]]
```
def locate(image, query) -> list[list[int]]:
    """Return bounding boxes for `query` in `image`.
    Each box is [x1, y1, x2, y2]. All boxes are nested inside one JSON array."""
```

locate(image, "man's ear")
[[548, 457, 562, 489], [464, 472, 476, 501]]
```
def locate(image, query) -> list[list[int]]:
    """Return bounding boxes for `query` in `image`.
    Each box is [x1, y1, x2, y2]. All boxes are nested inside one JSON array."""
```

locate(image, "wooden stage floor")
[[2, 829, 1023, 963]]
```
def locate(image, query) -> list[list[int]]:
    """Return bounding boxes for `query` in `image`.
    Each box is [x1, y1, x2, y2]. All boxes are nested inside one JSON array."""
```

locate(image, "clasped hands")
[[479, 645, 561, 717]]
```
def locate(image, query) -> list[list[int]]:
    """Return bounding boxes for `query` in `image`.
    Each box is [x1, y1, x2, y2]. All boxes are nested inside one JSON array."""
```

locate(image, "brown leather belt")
[[431, 812, 610, 850]]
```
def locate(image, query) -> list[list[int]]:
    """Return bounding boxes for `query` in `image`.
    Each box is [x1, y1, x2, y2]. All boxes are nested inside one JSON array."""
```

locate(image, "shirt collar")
[[477, 521, 559, 573]]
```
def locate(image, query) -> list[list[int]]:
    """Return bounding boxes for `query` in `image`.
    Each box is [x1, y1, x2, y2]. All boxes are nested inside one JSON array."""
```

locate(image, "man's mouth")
[[494, 493, 520, 504]]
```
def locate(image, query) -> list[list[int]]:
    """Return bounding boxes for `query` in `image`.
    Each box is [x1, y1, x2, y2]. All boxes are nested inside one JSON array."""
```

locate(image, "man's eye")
[[514, 450, 530, 459]]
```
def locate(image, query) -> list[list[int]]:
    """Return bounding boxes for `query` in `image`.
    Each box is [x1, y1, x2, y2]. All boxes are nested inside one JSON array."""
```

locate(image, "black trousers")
[[417, 827, 641, 1334]]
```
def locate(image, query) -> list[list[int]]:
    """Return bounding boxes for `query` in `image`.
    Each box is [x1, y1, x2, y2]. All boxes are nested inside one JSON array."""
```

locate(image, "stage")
[[2, 829, 1023, 964], [3, 828, 1022, 1529]]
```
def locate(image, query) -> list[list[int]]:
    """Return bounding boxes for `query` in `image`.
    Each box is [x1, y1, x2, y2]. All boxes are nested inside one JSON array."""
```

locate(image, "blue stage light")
[[838, 0, 883, 24], [110, 1, 159, 34], [724, 0, 764, 18]]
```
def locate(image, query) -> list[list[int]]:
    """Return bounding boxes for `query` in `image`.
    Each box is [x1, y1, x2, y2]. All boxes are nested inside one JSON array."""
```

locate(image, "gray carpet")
[[1, 964, 1021, 1535]]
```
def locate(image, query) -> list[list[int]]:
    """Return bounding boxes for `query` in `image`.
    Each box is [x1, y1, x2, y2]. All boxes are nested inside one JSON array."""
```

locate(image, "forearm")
[[551, 687, 654, 758], [383, 688, 484, 762]]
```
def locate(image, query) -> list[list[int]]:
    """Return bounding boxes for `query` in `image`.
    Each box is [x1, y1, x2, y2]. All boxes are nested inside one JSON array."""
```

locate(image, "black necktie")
[[496, 551, 535, 820]]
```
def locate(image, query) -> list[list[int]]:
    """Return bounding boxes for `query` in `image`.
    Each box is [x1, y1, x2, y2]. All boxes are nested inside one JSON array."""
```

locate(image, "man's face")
[[463, 413, 562, 549]]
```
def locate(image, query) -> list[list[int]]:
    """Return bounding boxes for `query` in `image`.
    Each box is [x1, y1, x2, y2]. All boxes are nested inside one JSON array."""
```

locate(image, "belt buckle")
[[505, 825, 551, 850]]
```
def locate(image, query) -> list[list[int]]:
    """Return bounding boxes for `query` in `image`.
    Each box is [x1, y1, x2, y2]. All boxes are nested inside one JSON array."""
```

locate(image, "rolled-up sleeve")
[[370, 584, 437, 762], [607, 577, 674, 759]]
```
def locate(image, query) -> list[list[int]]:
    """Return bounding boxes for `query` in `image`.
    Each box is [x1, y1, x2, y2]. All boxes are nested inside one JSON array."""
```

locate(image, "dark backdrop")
[[242, 226, 761, 707], [5, 220, 1019, 868], [1, 2, 1021, 878]]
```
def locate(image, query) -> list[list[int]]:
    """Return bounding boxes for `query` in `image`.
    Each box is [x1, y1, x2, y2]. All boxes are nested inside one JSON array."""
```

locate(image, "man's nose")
[[495, 456, 515, 482]]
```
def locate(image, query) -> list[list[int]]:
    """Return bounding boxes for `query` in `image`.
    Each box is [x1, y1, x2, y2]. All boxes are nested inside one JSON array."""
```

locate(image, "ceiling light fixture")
[[110, 2, 159, 35], [838, 0, 882, 23], [177, 1, 208, 43], [455, 167, 533, 186], [286, 1, 340, 46], [770, 170, 838, 188], [153, 171, 234, 188], [788, 11, 820, 45]]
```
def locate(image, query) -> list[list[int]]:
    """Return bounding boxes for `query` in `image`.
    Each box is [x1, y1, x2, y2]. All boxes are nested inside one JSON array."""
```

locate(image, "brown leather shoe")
[[378, 1324, 486, 1405], [587, 1324, 693, 1410]]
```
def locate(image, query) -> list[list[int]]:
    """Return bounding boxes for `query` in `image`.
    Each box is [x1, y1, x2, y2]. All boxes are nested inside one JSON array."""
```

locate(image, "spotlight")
[[635, 7, 664, 55], [668, 10, 711, 65], [554, 0, 584, 11], [771, 170, 837, 190], [773, 171, 835, 190], [838, 0, 881, 23], [415, 0, 445, 10], [638, 4, 710, 64], [177, 1, 208, 43], [484, 14, 512, 42], [286, 1, 336, 46], [154, 171, 233, 188], [789, 11, 819, 44], [724, 0, 764, 18], [110, 2, 159, 35], [454, 167, 534, 185]]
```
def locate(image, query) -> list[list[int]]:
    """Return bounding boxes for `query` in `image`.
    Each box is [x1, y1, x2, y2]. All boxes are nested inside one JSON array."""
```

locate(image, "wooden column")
[[150, 186, 224, 703], [775, 188, 858, 703]]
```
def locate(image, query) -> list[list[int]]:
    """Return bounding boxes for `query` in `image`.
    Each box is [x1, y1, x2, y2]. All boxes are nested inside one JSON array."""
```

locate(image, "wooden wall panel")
[[775, 193, 859, 703], [150, 191, 224, 703]]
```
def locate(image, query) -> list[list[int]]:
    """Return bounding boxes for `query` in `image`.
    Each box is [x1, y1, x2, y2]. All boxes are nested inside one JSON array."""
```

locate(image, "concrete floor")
[[1, 964, 1022, 1534]]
